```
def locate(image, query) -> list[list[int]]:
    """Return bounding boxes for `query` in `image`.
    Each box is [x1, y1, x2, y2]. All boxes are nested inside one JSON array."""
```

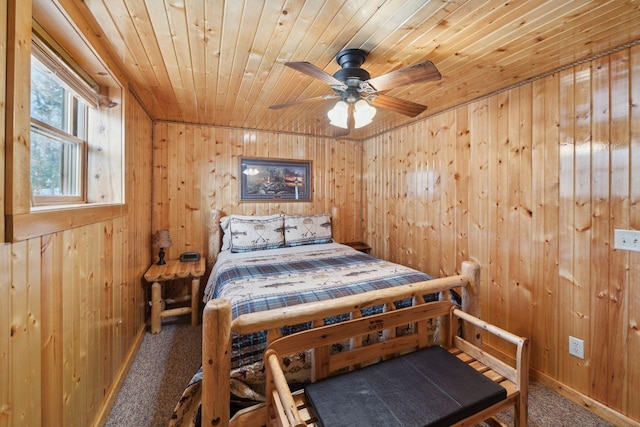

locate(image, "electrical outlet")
[[569, 336, 584, 359], [614, 229, 640, 252]]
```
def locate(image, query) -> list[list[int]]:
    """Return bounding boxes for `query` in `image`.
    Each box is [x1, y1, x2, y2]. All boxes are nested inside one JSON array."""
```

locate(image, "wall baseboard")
[[91, 324, 147, 427]]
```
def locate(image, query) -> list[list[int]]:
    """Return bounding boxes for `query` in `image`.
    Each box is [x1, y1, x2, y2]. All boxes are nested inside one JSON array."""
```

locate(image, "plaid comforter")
[[204, 243, 434, 368]]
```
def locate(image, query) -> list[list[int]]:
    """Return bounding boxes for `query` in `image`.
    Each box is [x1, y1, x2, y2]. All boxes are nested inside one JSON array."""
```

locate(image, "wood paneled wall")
[[152, 123, 363, 261], [0, 91, 152, 427], [363, 45, 640, 423]]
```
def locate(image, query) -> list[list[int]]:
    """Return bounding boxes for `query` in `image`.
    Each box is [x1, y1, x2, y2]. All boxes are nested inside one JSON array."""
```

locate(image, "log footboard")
[[202, 261, 483, 427]]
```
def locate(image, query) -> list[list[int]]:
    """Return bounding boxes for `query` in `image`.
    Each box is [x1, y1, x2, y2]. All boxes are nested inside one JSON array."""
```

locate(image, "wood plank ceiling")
[[75, 0, 640, 140]]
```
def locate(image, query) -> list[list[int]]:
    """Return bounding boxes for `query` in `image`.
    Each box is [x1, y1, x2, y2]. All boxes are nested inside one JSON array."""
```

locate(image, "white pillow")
[[229, 216, 285, 253], [284, 213, 333, 247], [220, 214, 281, 251]]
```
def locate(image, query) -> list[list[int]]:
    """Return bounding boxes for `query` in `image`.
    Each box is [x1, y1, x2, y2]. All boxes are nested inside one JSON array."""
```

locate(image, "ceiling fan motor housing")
[[333, 48, 370, 83]]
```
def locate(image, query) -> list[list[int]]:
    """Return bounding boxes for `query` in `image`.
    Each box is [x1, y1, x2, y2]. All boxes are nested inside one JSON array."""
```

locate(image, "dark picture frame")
[[239, 157, 312, 202]]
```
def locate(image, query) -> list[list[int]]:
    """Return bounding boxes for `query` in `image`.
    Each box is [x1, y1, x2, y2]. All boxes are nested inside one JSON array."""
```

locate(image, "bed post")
[[202, 299, 232, 427], [460, 261, 482, 347], [331, 206, 339, 243], [208, 209, 222, 266]]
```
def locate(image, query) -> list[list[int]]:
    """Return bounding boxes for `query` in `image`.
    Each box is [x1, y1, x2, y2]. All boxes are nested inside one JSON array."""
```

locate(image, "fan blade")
[[285, 62, 346, 88], [371, 94, 428, 117], [269, 94, 338, 110], [365, 60, 441, 92]]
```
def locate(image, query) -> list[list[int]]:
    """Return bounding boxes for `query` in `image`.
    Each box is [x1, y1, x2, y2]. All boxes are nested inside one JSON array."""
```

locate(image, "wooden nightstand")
[[343, 241, 372, 254], [144, 258, 206, 334]]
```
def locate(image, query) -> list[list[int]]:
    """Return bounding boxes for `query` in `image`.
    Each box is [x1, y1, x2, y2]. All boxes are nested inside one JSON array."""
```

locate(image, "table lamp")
[[152, 230, 172, 265]]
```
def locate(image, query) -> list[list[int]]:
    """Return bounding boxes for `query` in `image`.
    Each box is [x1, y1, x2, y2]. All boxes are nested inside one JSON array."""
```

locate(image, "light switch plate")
[[614, 229, 640, 252]]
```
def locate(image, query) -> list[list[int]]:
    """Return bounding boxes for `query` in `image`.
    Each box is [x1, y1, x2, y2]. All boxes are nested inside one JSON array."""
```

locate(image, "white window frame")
[[30, 46, 93, 205]]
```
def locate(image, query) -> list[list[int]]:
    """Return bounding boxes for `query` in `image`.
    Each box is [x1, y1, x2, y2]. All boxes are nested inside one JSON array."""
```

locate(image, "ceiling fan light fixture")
[[273, 49, 440, 136], [327, 100, 349, 128], [353, 99, 376, 129]]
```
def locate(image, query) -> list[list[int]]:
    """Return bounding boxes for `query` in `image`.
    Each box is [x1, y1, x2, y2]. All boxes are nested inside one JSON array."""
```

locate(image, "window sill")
[[30, 202, 101, 212], [5, 203, 128, 242]]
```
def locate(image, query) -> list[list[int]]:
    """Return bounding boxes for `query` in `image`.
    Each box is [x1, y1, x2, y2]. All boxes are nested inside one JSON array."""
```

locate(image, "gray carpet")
[[488, 381, 614, 427], [107, 319, 615, 427], [106, 319, 202, 427]]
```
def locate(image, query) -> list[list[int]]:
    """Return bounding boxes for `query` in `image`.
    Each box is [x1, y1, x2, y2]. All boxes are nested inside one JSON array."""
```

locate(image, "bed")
[[170, 209, 482, 427]]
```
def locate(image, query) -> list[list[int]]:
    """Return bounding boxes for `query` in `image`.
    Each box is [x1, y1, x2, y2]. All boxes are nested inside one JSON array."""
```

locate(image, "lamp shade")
[[353, 99, 376, 128], [327, 99, 377, 130], [152, 230, 172, 248], [327, 101, 349, 129]]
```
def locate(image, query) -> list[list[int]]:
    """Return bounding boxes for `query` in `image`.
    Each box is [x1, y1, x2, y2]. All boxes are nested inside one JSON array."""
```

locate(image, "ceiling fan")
[[269, 49, 442, 136]]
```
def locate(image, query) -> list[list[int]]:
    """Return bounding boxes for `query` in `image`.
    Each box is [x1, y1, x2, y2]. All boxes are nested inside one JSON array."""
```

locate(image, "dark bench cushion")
[[304, 345, 506, 427]]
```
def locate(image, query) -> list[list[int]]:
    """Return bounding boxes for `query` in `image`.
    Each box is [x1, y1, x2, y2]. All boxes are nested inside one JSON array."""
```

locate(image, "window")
[[28, 28, 123, 209], [30, 54, 88, 203]]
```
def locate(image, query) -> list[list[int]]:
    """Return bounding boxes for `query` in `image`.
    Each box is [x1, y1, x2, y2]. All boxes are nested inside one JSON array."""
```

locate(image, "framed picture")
[[239, 157, 312, 202]]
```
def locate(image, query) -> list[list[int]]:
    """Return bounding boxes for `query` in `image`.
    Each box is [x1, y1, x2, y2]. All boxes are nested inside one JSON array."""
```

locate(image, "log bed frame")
[[201, 210, 519, 426]]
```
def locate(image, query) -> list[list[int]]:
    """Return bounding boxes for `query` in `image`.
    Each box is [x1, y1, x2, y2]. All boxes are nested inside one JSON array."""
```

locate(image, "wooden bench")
[[264, 301, 529, 427]]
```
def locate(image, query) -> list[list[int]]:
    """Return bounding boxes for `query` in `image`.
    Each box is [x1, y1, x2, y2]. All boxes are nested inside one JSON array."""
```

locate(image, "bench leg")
[[514, 395, 528, 427]]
